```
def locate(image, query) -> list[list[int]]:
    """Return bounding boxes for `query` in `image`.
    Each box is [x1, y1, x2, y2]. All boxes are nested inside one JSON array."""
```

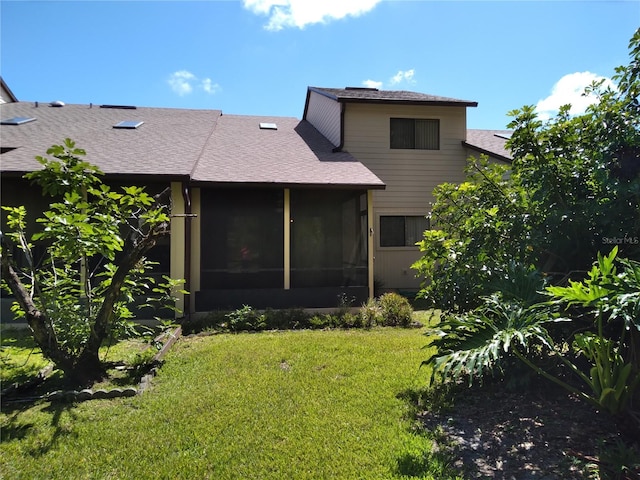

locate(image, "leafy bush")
[[225, 305, 267, 332], [378, 292, 414, 327]]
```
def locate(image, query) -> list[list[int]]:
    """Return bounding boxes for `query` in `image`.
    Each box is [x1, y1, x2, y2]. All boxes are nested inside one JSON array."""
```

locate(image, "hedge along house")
[[0, 94, 384, 317]]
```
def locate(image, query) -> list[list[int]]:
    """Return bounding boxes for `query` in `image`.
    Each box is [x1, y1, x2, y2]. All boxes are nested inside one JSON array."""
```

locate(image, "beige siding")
[[305, 91, 341, 147], [190, 187, 201, 313], [343, 103, 470, 290], [0, 85, 14, 104], [170, 182, 186, 314]]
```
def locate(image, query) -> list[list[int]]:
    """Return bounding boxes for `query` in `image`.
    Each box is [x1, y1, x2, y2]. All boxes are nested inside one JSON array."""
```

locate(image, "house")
[[0, 82, 511, 316]]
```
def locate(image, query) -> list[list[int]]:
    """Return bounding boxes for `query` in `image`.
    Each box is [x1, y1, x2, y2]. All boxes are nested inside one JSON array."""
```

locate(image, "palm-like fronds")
[[425, 294, 565, 385]]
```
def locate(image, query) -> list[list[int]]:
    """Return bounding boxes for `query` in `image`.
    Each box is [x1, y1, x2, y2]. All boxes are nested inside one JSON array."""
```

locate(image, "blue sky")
[[1, 0, 638, 129]]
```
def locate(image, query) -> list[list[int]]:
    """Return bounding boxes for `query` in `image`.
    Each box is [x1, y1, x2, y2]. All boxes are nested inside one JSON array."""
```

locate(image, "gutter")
[[181, 182, 192, 319], [332, 102, 345, 153]]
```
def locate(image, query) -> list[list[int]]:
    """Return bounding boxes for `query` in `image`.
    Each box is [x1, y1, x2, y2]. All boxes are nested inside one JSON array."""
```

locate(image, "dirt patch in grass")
[[418, 385, 640, 479]]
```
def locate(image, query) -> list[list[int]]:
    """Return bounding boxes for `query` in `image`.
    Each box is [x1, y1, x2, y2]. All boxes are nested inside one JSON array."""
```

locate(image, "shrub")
[[226, 305, 266, 332], [378, 293, 414, 327], [360, 298, 383, 328]]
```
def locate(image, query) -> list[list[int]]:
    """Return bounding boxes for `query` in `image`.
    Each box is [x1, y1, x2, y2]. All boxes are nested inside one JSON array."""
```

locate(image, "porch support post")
[[367, 189, 375, 299], [284, 188, 291, 290], [170, 182, 186, 315]]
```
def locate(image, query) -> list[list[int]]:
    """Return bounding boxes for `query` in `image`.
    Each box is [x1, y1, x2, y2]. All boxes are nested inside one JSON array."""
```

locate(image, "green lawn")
[[1, 326, 457, 480]]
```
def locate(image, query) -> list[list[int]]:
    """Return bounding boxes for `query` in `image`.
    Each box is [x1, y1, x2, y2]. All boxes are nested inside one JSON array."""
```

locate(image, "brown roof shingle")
[[0, 102, 384, 188], [0, 102, 221, 177], [464, 129, 513, 162], [191, 114, 385, 188]]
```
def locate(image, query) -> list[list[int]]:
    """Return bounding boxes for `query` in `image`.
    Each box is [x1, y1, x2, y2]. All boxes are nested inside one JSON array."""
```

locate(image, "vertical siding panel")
[[305, 91, 341, 146]]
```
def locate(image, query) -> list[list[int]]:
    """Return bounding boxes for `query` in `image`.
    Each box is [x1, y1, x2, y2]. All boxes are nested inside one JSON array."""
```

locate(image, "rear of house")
[[1, 81, 510, 317]]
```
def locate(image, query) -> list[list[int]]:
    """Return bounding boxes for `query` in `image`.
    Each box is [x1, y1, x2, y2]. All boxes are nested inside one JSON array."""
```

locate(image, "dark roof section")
[[191, 115, 385, 189], [463, 129, 513, 162], [308, 86, 478, 108]]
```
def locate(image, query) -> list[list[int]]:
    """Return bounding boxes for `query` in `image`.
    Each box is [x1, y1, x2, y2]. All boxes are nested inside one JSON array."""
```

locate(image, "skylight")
[[113, 120, 144, 129], [259, 122, 277, 130], [1, 117, 37, 125]]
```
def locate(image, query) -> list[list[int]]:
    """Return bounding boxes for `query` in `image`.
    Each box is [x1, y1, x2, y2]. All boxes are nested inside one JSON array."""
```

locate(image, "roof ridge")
[[190, 111, 222, 179]]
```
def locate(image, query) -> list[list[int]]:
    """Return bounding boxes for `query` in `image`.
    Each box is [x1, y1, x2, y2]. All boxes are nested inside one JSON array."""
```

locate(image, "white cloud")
[[362, 79, 383, 89], [168, 70, 196, 96], [390, 69, 415, 85], [536, 71, 615, 121], [243, 0, 381, 31], [168, 71, 220, 96], [201, 78, 221, 94], [361, 69, 416, 90]]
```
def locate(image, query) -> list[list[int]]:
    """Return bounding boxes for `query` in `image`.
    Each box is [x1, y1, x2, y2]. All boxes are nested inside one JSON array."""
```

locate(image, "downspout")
[[181, 182, 192, 319], [332, 102, 345, 153]]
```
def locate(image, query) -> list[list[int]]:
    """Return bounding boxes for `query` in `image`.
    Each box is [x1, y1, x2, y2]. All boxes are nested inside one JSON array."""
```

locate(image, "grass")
[[1, 328, 49, 386], [0, 325, 459, 479], [1, 327, 156, 392]]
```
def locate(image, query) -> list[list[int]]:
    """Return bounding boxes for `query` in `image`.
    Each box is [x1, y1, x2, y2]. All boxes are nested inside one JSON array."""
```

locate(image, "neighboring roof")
[[0, 77, 18, 103], [463, 129, 513, 162], [308, 86, 478, 108], [0, 102, 221, 177], [191, 115, 385, 188], [0, 101, 385, 189]]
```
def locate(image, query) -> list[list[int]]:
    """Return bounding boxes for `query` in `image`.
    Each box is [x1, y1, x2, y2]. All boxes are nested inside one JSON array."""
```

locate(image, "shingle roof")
[[0, 102, 221, 177], [309, 86, 478, 107], [464, 129, 513, 162], [191, 115, 385, 188], [0, 102, 384, 188]]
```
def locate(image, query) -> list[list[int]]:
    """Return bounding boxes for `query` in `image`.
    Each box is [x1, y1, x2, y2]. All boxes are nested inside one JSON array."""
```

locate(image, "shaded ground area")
[[418, 385, 640, 479]]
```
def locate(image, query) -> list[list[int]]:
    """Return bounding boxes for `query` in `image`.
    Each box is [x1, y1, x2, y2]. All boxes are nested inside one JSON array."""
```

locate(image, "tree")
[[1, 139, 181, 384], [419, 29, 640, 431], [413, 28, 640, 312]]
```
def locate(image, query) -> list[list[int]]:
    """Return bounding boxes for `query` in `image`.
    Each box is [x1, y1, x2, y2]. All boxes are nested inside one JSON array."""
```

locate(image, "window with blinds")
[[390, 118, 440, 150], [379, 215, 430, 247]]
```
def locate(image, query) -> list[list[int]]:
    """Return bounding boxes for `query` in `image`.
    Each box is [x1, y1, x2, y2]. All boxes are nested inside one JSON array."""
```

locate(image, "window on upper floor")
[[390, 118, 439, 150], [379, 215, 430, 247]]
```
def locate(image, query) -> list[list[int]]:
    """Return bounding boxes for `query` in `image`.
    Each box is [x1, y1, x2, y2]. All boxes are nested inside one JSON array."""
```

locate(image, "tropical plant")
[[425, 248, 640, 424], [1, 139, 184, 384], [425, 294, 564, 386], [547, 247, 640, 417]]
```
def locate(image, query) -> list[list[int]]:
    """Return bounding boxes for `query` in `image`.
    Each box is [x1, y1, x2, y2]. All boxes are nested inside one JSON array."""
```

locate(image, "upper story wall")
[[0, 78, 18, 104], [342, 103, 470, 212], [305, 90, 341, 147]]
